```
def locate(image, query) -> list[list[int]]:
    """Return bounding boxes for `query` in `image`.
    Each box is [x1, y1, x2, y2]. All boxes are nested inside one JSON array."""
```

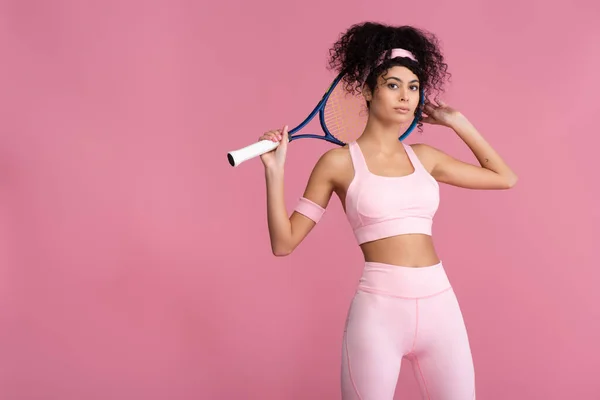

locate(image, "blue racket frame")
[[287, 72, 425, 146]]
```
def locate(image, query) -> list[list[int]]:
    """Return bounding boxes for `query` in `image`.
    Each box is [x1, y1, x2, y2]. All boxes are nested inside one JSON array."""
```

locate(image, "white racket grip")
[[227, 139, 280, 167]]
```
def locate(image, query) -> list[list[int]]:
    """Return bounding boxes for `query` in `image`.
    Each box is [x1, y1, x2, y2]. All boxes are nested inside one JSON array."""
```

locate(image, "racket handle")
[[227, 139, 280, 167]]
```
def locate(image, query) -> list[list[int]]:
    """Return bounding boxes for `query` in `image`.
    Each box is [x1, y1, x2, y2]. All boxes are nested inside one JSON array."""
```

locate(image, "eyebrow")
[[385, 76, 420, 84]]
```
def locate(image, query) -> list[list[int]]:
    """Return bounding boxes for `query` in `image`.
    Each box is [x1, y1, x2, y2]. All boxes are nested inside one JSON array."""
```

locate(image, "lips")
[[394, 107, 410, 113]]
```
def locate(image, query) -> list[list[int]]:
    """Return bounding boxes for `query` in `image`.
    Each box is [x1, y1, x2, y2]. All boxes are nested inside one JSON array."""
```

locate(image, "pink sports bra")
[[294, 141, 440, 245]]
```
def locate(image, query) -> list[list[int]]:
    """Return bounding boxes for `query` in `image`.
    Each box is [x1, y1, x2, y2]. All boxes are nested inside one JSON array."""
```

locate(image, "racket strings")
[[323, 85, 368, 143]]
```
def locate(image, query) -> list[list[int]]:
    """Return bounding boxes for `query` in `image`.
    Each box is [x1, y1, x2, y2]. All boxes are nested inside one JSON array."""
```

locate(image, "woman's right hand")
[[259, 125, 289, 170]]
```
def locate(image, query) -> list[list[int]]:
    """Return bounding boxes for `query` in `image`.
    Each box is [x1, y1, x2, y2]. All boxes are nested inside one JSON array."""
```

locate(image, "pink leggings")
[[341, 261, 476, 399]]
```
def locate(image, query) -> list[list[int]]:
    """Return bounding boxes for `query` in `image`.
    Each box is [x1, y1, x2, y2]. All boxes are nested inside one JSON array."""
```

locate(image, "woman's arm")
[[265, 152, 336, 256], [261, 126, 339, 256], [417, 101, 518, 190]]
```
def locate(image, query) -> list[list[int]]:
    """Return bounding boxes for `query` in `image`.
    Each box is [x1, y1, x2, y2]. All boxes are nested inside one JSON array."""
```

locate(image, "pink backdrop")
[[1, 0, 599, 399]]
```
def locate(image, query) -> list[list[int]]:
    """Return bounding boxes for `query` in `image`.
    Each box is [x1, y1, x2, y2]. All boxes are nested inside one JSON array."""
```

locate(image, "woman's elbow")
[[272, 243, 294, 257], [273, 248, 293, 257], [505, 174, 518, 189]]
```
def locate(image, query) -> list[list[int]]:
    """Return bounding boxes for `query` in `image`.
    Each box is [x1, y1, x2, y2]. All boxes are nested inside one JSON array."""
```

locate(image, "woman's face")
[[365, 66, 421, 124]]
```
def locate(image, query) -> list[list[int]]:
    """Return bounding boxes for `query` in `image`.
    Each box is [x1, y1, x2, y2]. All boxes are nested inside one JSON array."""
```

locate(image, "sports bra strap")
[[403, 143, 426, 173], [348, 141, 369, 177]]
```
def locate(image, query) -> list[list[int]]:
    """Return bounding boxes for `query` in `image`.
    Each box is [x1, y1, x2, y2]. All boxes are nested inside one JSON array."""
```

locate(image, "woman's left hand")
[[421, 99, 464, 128]]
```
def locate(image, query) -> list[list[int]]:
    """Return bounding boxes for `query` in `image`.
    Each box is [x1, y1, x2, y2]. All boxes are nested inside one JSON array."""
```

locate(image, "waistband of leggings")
[[357, 261, 452, 299]]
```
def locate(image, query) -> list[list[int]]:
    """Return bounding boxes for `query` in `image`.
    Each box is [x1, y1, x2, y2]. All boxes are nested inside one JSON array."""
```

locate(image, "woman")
[[259, 22, 517, 400]]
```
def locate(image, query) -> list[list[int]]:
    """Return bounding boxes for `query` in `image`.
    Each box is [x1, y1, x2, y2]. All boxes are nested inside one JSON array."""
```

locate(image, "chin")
[[391, 115, 416, 124]]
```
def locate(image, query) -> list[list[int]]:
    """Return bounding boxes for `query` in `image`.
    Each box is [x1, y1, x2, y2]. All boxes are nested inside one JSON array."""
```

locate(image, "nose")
[[399, 86, 409, 102]]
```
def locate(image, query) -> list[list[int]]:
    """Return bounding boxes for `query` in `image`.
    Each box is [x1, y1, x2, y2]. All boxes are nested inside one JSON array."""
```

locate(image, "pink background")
[[1, 0, 599, 399]]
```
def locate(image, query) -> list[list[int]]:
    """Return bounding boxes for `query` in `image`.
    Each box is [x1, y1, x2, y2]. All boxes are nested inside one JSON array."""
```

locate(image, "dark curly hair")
[[327, 22, 451, 132]]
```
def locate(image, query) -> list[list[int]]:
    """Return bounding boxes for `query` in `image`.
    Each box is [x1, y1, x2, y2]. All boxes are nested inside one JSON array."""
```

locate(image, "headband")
[[376, 48, 418, 67]]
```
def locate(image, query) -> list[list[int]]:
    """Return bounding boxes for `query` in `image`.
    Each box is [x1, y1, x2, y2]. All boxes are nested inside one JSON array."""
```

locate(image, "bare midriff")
[[359, 234, 440, 268]]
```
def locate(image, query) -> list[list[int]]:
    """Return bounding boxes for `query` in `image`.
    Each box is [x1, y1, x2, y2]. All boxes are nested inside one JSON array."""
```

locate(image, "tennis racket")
[[226, 71, 424, 167]]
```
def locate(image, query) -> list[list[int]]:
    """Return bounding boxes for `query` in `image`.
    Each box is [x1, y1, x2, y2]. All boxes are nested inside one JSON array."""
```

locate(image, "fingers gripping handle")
[[227, 139, 280, 167]]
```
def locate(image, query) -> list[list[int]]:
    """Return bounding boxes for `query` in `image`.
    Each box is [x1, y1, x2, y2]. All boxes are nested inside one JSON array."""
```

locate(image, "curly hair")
[[327, 22, 451, 132]]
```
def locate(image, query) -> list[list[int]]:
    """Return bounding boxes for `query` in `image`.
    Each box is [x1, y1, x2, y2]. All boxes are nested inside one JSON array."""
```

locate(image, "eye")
[[410, 85, 420, 91], [387, 83, 398, 89]]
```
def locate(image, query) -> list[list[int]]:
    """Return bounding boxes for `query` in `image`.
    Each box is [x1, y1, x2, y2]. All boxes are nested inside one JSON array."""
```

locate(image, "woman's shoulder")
[[316, 145, 352, 169], [408, 142, 445, 172], [309, 146, 353, 182]]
